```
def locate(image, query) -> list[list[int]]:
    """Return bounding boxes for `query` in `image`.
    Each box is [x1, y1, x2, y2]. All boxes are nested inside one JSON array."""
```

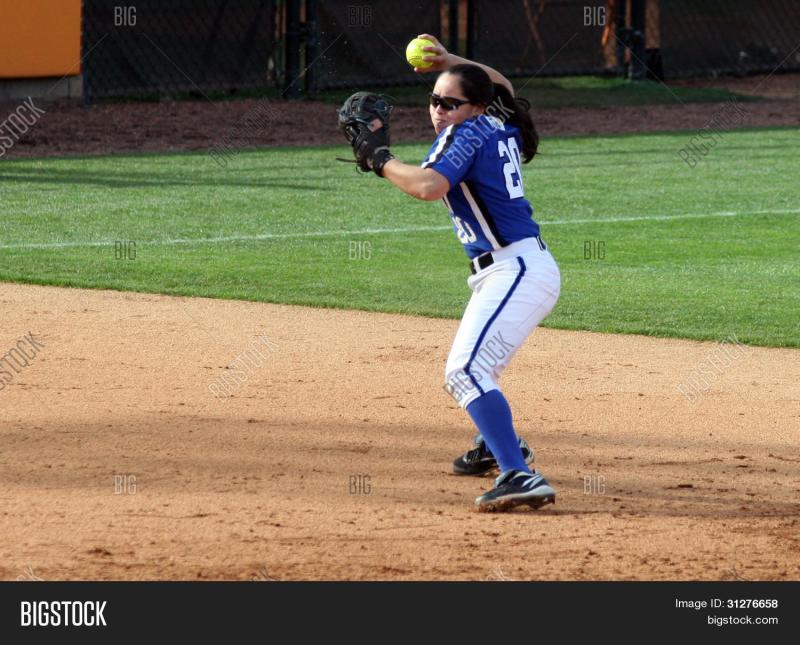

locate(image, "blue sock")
[[466, 390, 530, 473]]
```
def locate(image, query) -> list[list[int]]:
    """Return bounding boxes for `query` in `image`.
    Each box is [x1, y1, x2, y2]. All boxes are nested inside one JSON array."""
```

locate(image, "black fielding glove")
[[337, 92, 394, 175]]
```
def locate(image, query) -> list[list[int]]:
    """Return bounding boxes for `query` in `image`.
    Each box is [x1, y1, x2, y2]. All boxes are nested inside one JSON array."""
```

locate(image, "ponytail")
[[490, 83, 539, 163], [445, 64, 540, 163]]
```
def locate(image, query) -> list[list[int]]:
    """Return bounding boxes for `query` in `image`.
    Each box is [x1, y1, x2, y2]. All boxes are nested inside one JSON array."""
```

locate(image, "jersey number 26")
[[498, 138, 523, 199]]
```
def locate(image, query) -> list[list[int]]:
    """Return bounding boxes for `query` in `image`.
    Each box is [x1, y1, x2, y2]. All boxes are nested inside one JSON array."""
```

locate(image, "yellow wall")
[[0, 0, 82, 78]]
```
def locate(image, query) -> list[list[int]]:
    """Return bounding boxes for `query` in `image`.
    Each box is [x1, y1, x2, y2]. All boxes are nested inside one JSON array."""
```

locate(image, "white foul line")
[[0, 207, 798, 250]]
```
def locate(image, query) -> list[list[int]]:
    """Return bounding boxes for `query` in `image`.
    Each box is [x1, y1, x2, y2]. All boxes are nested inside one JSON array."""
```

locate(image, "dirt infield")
[[2, 72, 799, 159], [0, 283, 798, 581]]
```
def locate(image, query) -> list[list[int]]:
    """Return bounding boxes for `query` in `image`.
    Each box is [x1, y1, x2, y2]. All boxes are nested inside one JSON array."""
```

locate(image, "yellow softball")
[[406, 38, 434, 69]]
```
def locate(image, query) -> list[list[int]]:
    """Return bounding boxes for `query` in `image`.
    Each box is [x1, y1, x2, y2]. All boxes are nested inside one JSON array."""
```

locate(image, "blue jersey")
[[421, 114, 539, 259]]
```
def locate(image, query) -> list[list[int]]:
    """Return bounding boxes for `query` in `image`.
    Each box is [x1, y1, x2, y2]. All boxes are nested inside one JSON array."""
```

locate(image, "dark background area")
[[74, 0, 800, 101]]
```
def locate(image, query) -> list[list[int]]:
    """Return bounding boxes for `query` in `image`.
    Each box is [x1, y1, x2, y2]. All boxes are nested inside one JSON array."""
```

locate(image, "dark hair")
[[445, 63, 539, 163]]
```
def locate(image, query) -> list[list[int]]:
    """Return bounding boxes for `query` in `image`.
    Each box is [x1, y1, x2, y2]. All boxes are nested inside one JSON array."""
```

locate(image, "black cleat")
[[452, 435, 534, 476], [475, 469, 556, 512]]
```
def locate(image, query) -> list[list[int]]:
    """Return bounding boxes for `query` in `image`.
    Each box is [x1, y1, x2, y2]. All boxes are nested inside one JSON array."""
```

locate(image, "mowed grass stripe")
[[1, 208, 798, 250], [1, 128, 798, 347]]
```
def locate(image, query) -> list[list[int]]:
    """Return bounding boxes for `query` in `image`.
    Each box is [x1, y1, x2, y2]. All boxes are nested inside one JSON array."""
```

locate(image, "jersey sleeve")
[[420, 123, 476, 188]]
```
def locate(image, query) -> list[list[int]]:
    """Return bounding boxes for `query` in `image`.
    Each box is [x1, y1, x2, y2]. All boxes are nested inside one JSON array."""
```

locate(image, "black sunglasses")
[[429, 93, 471, 111]]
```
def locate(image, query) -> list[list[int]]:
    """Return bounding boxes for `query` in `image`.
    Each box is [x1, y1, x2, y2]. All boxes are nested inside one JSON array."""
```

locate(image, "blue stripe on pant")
[[464, 257, 527, 393]]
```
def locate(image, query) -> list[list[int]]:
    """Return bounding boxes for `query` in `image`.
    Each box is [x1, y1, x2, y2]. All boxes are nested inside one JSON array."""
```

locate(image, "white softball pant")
[[444, 236, 561, 409]]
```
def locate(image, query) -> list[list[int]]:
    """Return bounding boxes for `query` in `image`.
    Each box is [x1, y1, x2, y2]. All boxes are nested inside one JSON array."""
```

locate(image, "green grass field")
[[1, 127, 798, 347]]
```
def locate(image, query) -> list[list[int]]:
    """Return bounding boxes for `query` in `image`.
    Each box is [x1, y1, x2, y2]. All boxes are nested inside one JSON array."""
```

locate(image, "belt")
[[469, 236, 547, 275]]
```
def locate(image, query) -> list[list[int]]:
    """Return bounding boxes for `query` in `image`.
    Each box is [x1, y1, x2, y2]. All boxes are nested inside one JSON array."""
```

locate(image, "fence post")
[[630, 0, 646, 80], [284, 0, 302, 98], [304, 0, 319, 95], [81, 0, 91, 107], [448, 0, 459, 56], [615, 0, 627, 75], [466, 0, 477, 60]]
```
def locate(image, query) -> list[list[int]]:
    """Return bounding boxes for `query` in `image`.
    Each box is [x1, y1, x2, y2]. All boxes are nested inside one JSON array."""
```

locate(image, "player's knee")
[[443, 364, 496, 408], [443, 365, 466, 397], [443, 365, 474, 405]]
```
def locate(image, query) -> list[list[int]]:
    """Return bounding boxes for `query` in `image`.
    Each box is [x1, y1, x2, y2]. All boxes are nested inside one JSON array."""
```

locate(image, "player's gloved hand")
[[352, 130, 395, 176], [337, 92, 394, 176]]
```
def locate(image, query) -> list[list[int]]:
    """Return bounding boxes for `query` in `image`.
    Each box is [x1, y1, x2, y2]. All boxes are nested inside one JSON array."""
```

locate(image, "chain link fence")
[[82, 0, 280, 101], [80, 0, 800, 102], [311, 1, 442, 90], [467, 0, 800, 81], [469, 0, 613, 78], [657, 0, 800, 79]]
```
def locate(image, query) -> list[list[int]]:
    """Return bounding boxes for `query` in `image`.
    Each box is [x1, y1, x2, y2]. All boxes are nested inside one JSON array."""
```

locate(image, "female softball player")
[[344, 35, 561, 511]]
